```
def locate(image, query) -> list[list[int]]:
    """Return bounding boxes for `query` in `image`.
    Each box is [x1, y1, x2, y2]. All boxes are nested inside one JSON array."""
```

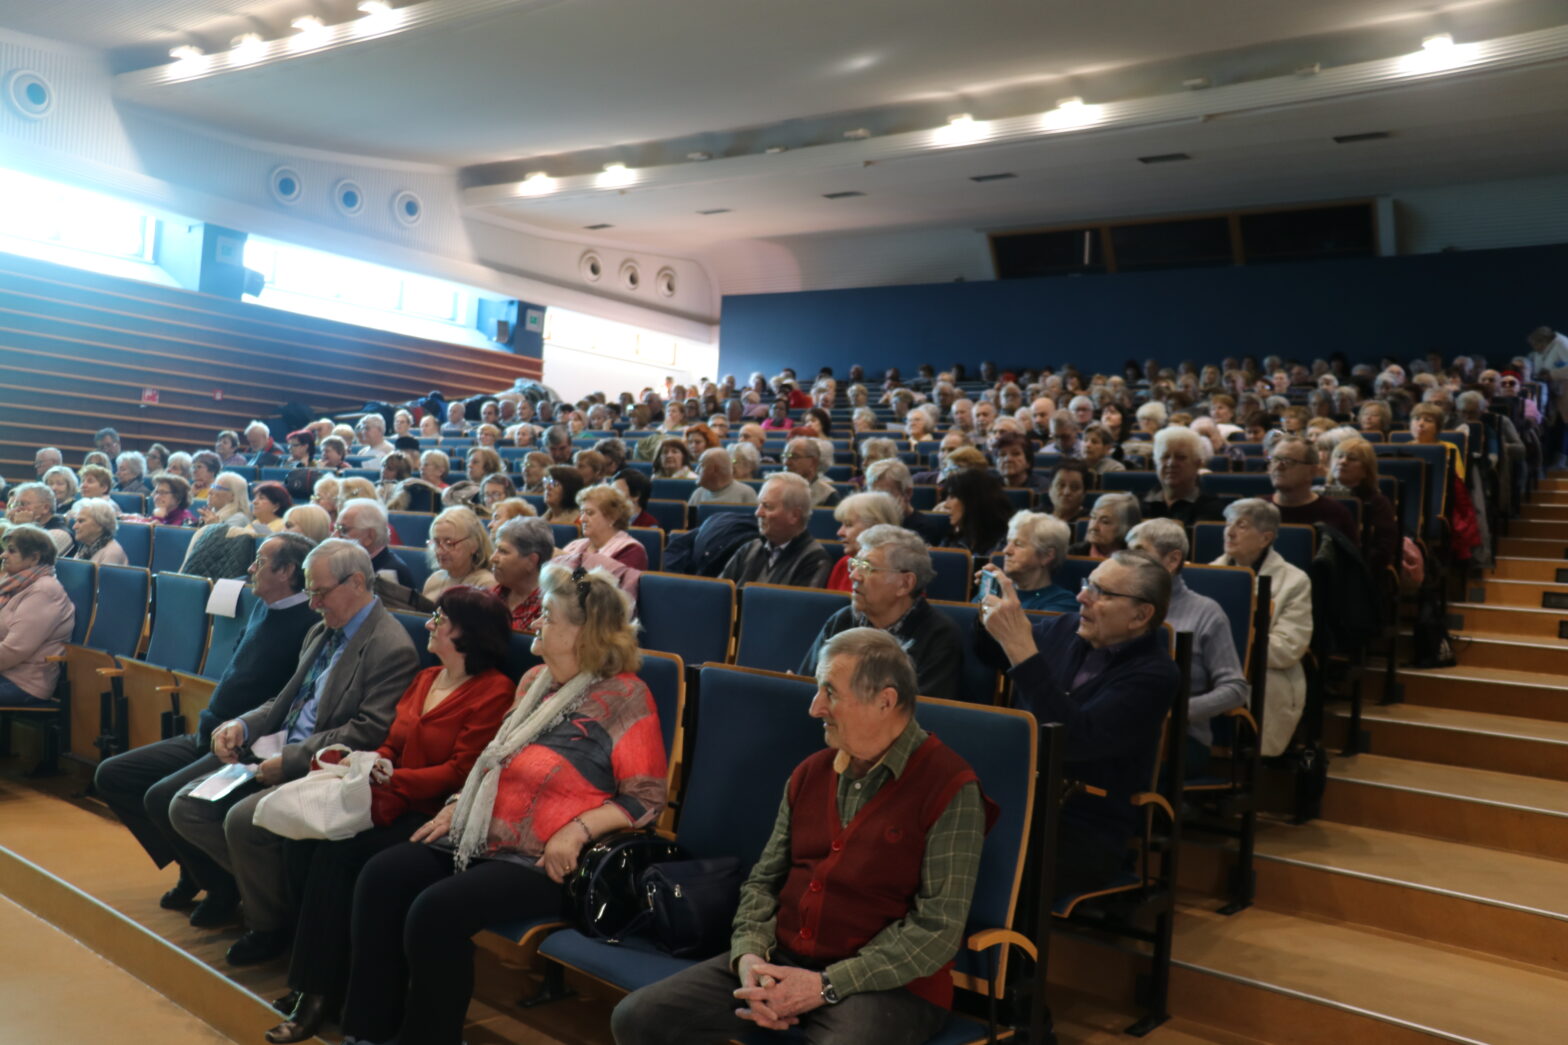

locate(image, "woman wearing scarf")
[[555, 484, 647, 604], [0, 525, 76, 708], [338, 564, 666, 1045]]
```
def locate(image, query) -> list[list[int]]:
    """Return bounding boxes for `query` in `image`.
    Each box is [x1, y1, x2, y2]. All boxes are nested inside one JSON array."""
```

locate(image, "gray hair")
[[860, 437, 898, 465], [1069, 394, 1095, 413], [1093, 491, 1142, 535], [265, 531, 316, 593], [1126, 518, 1188, 564], [833, 491, 903, 530], [358, 413, 386, 434], [818, 626, 918, 713], [75, 497, 118, 536], [786, 436, 821, 461], [116, 451, 147, 478], [852, 406, 878, 429], [1108, 549, 1172, 632], [1224, 497, 1281, 536], [1136, 401, 1168, 426], [1153, 426, 1204, 462], [496, 516, 556, 565], [1456, 389, 1487, 417], [43, 465, 79, 498], [856, 523, 936, 592], [729, 440, 760, 470], [339, 497, 391, 549], [762, 471, 813, 514], [1008, 510, 1069, 568], [15, 481, 55, 513], [865, 457, 913, 498], [305, 537, 375, 589]]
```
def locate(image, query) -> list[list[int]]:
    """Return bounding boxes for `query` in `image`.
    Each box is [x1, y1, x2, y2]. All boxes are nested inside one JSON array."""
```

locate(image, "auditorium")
[[3, 2, 1568, 1043]]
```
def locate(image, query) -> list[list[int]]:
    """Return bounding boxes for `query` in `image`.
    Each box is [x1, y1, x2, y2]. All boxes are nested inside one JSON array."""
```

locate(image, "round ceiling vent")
[[619, 260, 641, 292], [5, 70, 54, 120], [269, 166, 304, 205], [391, 189, 423, 227], [333, 178, 365, 217], [579, 251, 604, 283], [654, 267, 677, 298]]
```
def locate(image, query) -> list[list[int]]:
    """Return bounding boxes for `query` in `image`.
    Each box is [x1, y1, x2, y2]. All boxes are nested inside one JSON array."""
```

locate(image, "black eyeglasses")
[[1080, 578, 1150, 605]]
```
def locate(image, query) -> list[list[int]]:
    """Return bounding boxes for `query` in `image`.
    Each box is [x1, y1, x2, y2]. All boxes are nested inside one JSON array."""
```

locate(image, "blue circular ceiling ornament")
[[333, 178, 365, 217], [269, 165, 304, 204], [5, 70, 54, 120], [391, 189, 423, 227]]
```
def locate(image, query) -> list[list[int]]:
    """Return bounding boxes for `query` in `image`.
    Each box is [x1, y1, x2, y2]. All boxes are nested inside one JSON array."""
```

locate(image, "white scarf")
[[448, 666, 598, 870]]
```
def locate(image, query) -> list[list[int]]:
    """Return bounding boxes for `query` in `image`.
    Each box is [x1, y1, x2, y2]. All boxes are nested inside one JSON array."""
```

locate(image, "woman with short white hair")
[[70, 498, 127, 566], [1070, 492, 1141, 559], [989, 510, 1077, 612], [824, 491, 904, 592]]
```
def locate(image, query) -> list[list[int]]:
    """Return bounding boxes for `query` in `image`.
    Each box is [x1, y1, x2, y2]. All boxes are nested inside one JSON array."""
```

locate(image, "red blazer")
[[376, 666, 513, 815]]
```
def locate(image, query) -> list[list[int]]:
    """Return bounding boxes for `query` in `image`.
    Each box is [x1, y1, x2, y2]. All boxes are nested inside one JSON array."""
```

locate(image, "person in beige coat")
[[1211, 498, 1313, 757], [0, 524, 75, 707]]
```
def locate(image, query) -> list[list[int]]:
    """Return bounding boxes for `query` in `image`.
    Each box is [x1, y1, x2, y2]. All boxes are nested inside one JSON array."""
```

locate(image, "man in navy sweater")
[[94, 532, 319, 925]]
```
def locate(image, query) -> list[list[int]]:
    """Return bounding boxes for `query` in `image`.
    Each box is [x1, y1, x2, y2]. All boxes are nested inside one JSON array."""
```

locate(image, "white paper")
[[189, 763, 257, 801], [251, 730, 287, 760], [376, 569, 399, 584], [207, 577, 246, 618]]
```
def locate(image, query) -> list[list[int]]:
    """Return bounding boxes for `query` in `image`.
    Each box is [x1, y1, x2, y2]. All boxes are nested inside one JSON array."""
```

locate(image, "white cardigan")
[[1212, 548, 1313, 756]]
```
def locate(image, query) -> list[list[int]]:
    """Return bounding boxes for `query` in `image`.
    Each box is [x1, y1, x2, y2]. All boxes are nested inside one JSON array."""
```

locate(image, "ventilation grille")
[[970, 172, 1017, 182], [821, 190, 865, 199], [1333, 131, 1392, 144], [1137, 152, 1191, 164]]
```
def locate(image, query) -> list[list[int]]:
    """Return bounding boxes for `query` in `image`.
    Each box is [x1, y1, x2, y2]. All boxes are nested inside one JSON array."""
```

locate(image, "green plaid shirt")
[[729, 717, 986, 998]]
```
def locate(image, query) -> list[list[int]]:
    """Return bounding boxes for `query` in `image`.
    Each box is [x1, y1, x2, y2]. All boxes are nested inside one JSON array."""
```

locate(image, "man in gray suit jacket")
[[169, 538, 419, 966]]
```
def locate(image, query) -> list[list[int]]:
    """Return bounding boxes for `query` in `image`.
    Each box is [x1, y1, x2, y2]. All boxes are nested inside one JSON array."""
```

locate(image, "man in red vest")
[[611, 628, 994, 1044]]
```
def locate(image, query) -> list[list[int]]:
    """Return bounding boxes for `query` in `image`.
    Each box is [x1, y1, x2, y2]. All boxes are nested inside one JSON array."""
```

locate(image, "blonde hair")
[[540, 563, 641, 678], [576, 483, 633, 530], [429, 505, 493, 575], [833, 491, 903, 529], [284, 504, 332, 543], [339, 476, 377, 507], [1330, 436, 1381, 497], [421, 449, 451, 476]]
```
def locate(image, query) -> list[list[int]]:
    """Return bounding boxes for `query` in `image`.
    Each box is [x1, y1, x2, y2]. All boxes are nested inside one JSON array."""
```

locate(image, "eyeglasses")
[[427, 535, 471, 551], [1080, 578, 1149, 604], [429, 606, 447, 628], [1268, 455, 1309, 467], [305, 577, 348, 601], [332, 522, 360, 536], [847, 556, 906, 576]]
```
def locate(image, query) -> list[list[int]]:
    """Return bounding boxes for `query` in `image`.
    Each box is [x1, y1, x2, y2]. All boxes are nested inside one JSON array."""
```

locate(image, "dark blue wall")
[[718, 242, 1568, 379]]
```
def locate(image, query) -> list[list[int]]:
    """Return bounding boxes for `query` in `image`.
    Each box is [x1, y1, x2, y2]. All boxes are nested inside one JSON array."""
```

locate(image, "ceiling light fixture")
[[686, 151, 712, 161], [290, 15, 327, 47], [765, 146, 789, 154], [1400, 31, 1470, 74], [598, 162, 635, 187], [518, 171, 556, 195], [1422, 33, 1455, 51], [934, 113, 985, 146], [229, 33, 265, 64], [843, 128, 872, 140], [169, 44, 205, 62], [357, 1, 393, 15], [1040, 95, 1103, 130]]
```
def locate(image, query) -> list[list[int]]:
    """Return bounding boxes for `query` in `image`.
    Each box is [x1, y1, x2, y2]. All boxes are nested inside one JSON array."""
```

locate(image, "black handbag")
[[562, 831, 686, 942], [637, 856, 747, 959]]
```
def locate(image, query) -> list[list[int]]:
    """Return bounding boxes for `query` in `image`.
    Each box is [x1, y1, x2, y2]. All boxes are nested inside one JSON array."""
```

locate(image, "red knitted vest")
[[775, 734, 990, 1010]]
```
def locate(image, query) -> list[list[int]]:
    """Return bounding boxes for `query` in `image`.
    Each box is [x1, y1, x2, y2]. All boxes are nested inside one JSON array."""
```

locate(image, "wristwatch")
[[820, 972, 841, 1006]]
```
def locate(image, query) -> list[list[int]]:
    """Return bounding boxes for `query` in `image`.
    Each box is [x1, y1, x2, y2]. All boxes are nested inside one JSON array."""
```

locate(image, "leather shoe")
[[271, 990, 301, 1016], [158, 877, 200, 911], [187, 892, 239, 929], [264, 992, 331, 1044], [226, 928, 291, 966]]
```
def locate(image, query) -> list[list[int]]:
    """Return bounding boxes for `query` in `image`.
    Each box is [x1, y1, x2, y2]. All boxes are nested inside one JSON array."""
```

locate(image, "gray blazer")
[[238, 599, 419, 781]]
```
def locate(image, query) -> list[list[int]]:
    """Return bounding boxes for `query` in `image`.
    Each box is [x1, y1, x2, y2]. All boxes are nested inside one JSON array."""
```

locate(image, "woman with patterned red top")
[[488, 516, 555, 632], [264, 585, 515, 1044], [339, 564, 667, 1045]]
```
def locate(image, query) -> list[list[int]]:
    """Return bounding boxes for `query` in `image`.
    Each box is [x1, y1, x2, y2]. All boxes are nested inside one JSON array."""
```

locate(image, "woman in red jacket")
[[264, 586, 513, 1044]]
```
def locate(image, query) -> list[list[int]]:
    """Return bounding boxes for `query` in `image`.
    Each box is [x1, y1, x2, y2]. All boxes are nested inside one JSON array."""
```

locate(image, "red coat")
[[375, 667, 513, 816]]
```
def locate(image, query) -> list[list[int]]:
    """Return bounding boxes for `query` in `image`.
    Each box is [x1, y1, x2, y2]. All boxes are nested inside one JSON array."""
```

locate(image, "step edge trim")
[[1325, 774, 1568, 819], [1332, 711, 1568, 745], [1254, 853, 1568, 922]]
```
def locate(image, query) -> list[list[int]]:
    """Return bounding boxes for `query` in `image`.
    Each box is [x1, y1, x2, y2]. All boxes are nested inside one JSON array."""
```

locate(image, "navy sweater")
[[196, 599, 319, 744]]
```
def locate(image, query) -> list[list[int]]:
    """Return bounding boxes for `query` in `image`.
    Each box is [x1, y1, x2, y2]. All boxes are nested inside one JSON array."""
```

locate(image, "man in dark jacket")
[[1140, 426, 1225, 526], [719, 473, 833, 588], [93, 532, 319, 922], [974, 550, 1178, 896], [798, 525, 960, 700]]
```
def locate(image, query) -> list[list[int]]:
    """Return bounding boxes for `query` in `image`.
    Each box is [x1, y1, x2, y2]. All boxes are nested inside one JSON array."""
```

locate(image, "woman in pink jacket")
[[0, 524, 75, 707]]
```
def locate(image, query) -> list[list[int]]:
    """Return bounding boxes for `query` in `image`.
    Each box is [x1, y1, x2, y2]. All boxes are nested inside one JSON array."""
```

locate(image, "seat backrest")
[[637, 650, 684, 771], [927, 546, 972, 602], [645, 499, 689, 531], [393, 610, 435, 669], [150, 525, 197, 575], [202, 586, 262, 680], [390, 546, 433, 591], [1001, 487, 1033, 510], [144, 573, 212, 673], [1192, 523, 1224, 565], [1178, 564, 1255, 667], [735, 584, 849, 674], [388, 511, 434, 547], [505, 629, 540, 682], [927, 599, 1000, 703], [54, 558, 96, 645], [807, 507, 841, 540], [1051, 555, 1098, 593], [1100, 471, 1159, 496], [1202, 474, 1273, 499], [1373, 457, 1425, 537], [637, 572, 735, 667], [116, 522, 152, 568], [110, 491, 145, 515], [650, 478, 697, 502], [683, 665, 824, 862], [551, 522, 579, 548], [88, 564, 150, 656], [628, 527, 663, 572], [693, 502, 753, 528], [1194, 522, 1314, 574]]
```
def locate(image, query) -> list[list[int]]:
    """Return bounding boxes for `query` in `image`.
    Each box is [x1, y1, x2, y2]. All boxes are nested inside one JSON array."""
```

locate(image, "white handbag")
[[251, 744, 377, 841]]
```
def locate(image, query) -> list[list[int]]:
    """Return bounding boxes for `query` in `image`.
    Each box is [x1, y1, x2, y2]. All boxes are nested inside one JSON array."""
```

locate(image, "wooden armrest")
[[967, 927, 1038, 962], [154, 684, 183, 693], [97, 668, 127, 678], [1223, 707, 1260, 735], [1131, 792, 1176, 822], [45, 655, 68, 663]]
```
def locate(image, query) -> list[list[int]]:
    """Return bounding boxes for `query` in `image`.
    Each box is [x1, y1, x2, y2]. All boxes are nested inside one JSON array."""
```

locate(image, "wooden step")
[[1497, 535, 1568, 559], [1367, 665, 1568, 722], [1448, 601, 1568, 641], [1186, 820, 1568, 976], [1329, 703, 1568, 781], [1474, 577, 1568, 607], [1448, 632, 1568, 674], [1323, 753, 1568, 861], [1489, 556, 1568, 582], [1171, 906, 1568, 1045], [1520, 503, 1568, 520], [1508, 519, 1568, 541]]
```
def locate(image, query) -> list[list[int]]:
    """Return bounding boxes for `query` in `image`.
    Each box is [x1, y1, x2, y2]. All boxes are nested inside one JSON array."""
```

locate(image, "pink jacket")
[[0, 575, 75, 701]]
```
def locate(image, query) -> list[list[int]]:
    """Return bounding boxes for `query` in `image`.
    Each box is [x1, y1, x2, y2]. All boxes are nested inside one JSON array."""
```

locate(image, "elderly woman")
[[79, 464, 114, 501], [317, 437, 349, 473], [116, 451, 152, 496], [487, 499, 538, 539], [728, 441, 762, 482], [825, 491, 904, 591], [423, 507, 497, 600], [558, 485, 647, 600], [421, 450, 451, 489], [573, 450, 612, 487], [198, 472, 251, 529], [1047, 459, 1092, 522], [70, 499, 128, 566], [904, 404, 938, 446], [988, 510, 1078, 611], [215, 431, 247, 468], [1328, 437, 1400, 580], [466, 447, 503, 485], [652, 438, 695, 480], [1358, 400, 1393, 438], [851, 406, 878, 434], [190, 451, 221, 501], [338, 565, 666, 1045], [517, 451, 551, 495], [182, 473, 254, 578], [480, 473, 517, 508], [1082, 423, 1126, 474], [541, 466, 585, 525], [42, 465, 80, 518], [262, 587, 515, 1045], [939, 468, 1015, 556], [250, 481, 293, 535], [151, 473, 197, 528], [310, 476, 343, 524], [1213, 499, 1313, 757], [474, 423, 502, 449], [166, 452, 194, 481], [992, 431, 1048, 496], [0, 525, 76, 708], [283, 504, 333, 544], [145, 443, 170, 475], [1070, 492, 1141, 559], [488, 517, 555, 631]]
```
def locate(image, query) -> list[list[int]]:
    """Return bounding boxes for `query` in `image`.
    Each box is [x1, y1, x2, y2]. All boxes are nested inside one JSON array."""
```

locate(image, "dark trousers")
[[340, 842, 561, 1045], [282, 812, 428, 1001], [93, 737, 234, 894], [611, 952, 949, 1045]]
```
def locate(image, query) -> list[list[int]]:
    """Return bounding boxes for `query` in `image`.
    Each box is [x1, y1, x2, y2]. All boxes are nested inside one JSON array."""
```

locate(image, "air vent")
[[822, 191, 865, 199], [697, 208, 731, 215], [1333, 131, 1392, 144], [970, 173, 1017, 183], [1137, 153, 1191, 164], [583, 223, 613, 230]]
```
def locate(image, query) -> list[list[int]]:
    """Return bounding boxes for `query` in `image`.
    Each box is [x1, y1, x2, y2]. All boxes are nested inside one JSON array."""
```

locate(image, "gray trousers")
[[167, 770, 293, 933], [610, 953, 949, 1045]]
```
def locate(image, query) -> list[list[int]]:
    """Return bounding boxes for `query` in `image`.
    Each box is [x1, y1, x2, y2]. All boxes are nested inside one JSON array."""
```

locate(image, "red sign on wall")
[[140, 388, 160, 405]]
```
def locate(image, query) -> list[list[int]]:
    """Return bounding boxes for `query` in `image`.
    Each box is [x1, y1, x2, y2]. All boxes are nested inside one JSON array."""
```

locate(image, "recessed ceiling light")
[[291, 15, 326, 34], [1137, 152, 1191, 164], [765, 146, 789, 155], [686, 151, 712, 161], [229, 33, 264, 63], [169, 44, 204, 62], [357, 1, 393, 15], [697, 208, 731, 215], [1422, 33, 1455, 51], [1333, 131, 1392, 143], [598, 162, 635, 187], [843, 128, 872, 140], [518, 171, 555, 195], [584, 223, 613, 230], [969, 173, 1016, 183]]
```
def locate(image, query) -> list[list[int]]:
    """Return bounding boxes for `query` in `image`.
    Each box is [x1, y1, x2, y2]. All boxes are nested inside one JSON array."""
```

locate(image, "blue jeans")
[[0, 675, 54, 708]]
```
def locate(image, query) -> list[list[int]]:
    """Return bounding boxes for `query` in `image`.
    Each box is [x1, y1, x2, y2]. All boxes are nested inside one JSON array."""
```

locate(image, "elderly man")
[[354, 414, 396, 464], [1142, 427, 1226, 526], [96, 427, 122, 459], [336, 497, 417, 589], [973, 400, 998, 435], [34, 446, 63, 478], [688, 447, 758, 507], [865, 458, 949, 545], [1266, 435, 1356, 542], [246, 421, 284, 467], [975, 550, 1178, 895], [7, 482, 75, 556], [1029, 397, 1055, 441], [950, 398, 975, 433], [168, 539, 418, 964], [720, 473, 832, 588], [1127, 520, 1250, 771], [93, 534, 319, 921], [1047, 413, 1085, 458], [612, 628, 990, 1045], [783, 436, 841, 507], [1068, 395, 1097, 428], [798, 525, 961, 700], [544, 424, 575, 465], [440, 401, 470, 438]]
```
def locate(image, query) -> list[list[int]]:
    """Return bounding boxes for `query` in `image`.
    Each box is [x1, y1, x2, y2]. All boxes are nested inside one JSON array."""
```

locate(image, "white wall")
[[1395, 173, 1568, 255]]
